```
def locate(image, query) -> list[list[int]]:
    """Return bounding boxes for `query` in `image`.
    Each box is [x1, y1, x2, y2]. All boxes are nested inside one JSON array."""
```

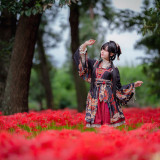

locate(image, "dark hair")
[[100, 40, 122, 61]]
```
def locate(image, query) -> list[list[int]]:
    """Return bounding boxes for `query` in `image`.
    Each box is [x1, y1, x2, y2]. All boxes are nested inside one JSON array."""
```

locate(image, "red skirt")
[[86, 98, 124, 126]]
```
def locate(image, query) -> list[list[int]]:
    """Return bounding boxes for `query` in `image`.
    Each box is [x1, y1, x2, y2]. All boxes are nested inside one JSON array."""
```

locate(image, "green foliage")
[[29, 68, 45, 105], [0, 0, 79, 16], [29, 64, 160, 109], [28, 5, 66, 110], [79, 0, 115, 59], [28, 101, 41, 111], [112, 0, 160, 35], [29, 64, 77, 110], [134, 34, 160, 98], [29, 49, 57, 110], [52, 67, 77, 109], [111, 0, 160, 101], [142, 0, 160, 35], [118, 64, 160, 107], [79, 15, 105, 59]]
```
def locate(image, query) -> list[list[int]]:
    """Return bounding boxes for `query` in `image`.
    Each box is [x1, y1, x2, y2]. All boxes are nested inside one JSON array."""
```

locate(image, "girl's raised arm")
[[73, 40, 97, 83]]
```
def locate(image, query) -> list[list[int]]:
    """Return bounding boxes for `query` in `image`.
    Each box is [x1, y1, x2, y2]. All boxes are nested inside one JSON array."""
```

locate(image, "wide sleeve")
[[115, 67, 136, 105], [74, 44, 97, 83]]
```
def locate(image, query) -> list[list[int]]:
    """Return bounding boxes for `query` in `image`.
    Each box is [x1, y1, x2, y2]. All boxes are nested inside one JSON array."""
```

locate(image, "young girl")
[[74, 39, 143, 128]]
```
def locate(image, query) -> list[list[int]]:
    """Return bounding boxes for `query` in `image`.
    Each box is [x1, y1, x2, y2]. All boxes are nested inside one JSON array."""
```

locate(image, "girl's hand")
[[134, 81, 143, 87], [84, 39, 96, 46]]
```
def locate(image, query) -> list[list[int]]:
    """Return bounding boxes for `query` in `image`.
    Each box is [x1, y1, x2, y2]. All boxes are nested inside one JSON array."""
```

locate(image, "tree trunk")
[[39, 100, 43, 110], [2, 13, 42, 115], [69, 3, 87, 112], [37, 30, 54, 109], [0, 9, 16, 110]]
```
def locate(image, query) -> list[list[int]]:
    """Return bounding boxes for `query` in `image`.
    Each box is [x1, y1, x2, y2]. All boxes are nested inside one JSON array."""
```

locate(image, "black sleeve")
[[115, 67, 135, 105], [73, 46, 97, 83]]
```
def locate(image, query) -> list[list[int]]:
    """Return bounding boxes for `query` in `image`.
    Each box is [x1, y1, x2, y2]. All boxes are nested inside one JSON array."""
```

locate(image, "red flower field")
[[0, 107, 160, 160]]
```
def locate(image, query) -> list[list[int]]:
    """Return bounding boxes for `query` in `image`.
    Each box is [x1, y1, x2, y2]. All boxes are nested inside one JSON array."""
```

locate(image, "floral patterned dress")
[[74, 46, 136, 128]]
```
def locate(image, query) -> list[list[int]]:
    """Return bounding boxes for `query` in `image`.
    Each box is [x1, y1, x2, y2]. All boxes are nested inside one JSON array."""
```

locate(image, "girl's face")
[[101, 46, 114, 60]]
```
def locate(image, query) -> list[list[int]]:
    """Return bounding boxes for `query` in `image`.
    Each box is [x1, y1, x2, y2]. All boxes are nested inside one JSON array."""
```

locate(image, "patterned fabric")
[[86, 99, 110, 128], [74, 46, 135, 126]]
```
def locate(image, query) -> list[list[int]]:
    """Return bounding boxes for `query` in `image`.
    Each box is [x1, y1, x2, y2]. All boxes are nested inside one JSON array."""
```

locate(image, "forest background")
[[0, 0, 159, 115]]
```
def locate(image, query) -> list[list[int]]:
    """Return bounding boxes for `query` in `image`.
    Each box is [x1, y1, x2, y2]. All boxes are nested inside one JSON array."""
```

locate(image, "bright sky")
[[48, 0, 145, 68]]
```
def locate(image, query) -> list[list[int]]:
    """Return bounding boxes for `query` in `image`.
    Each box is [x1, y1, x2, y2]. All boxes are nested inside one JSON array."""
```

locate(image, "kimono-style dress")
[[74, 45, 136, 128]]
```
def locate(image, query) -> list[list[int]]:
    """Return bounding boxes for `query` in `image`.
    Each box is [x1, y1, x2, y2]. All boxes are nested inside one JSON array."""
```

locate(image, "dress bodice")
[[96, 67, 113, 80]]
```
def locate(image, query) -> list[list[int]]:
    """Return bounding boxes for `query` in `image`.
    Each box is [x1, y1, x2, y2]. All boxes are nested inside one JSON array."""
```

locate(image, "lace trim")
[[109, 120, 126, 127], [86, 124, 101, 128], [131, 87, 136, 104], [101, 59, 111, 68], [79, 44, 87, 64], [133, 87, 136, 100], [79, 44, 87, 54], [86, 120, 126, 128]]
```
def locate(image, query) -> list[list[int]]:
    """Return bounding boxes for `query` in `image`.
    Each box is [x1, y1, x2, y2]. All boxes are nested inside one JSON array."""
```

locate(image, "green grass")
[[5, 121, 160, 139], [16, 122, 97, 138], [116, 123, 144, 131]]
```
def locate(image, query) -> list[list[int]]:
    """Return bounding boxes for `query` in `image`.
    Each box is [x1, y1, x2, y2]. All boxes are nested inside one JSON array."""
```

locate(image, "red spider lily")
[[0, 107, 160, 159]]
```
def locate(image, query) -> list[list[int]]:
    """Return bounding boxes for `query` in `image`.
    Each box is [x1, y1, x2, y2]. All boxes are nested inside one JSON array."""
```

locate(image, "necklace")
[[101, 59, 111, 68]]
